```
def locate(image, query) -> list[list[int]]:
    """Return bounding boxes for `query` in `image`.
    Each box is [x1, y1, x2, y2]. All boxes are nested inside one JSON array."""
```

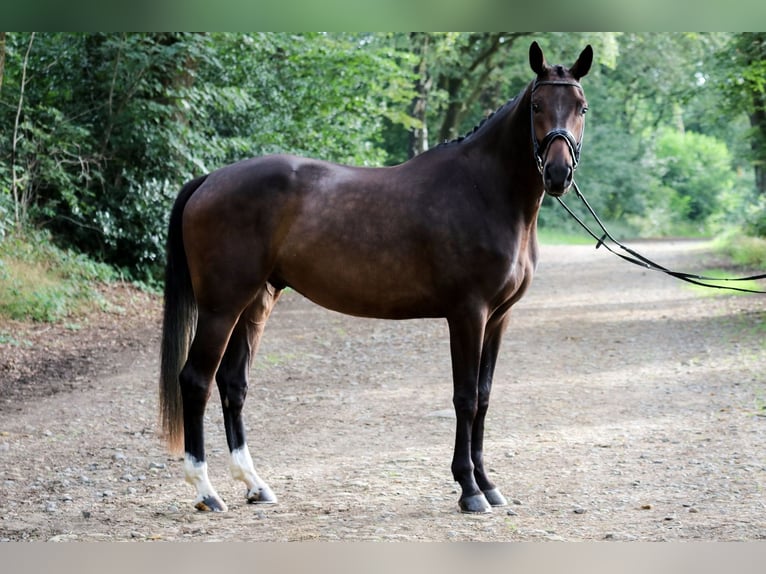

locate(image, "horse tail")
[[159, 174, 208, 455]]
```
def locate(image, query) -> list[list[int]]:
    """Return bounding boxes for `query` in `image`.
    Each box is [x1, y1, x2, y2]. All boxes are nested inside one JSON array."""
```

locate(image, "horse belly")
[[274, 244, 444, 320]]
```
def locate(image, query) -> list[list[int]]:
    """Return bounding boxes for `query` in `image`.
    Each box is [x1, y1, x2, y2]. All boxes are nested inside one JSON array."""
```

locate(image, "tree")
[[398, 32, 533, 158], [408, 32, 431, 158], [550, 33, 751, 234], [719, 33, 766, 198], [0, 32, 5, 95], [0, 33, 416, 281], [430, 33, 533, 143]]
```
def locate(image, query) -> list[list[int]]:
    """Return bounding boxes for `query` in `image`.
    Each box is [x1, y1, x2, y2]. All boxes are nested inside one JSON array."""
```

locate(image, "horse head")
[[528, 41, 593, 197]]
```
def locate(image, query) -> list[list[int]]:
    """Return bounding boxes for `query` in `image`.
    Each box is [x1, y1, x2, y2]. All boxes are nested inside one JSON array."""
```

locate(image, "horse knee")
[[452, 394, 478, 420], [476, 397, 489, 417]]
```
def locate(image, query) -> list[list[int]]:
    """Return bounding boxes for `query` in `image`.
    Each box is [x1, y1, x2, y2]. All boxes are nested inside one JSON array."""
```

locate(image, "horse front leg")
[[471, 315, 511, 507], [447, 311, 491, 513]]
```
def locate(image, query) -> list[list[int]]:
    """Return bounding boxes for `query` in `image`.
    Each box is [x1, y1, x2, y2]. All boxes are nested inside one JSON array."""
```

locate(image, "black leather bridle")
[[530, 80, 585, 175]]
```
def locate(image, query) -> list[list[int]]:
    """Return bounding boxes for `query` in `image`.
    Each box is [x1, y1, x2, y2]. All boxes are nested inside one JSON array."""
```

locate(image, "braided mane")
[[436, 95, 520, 148]]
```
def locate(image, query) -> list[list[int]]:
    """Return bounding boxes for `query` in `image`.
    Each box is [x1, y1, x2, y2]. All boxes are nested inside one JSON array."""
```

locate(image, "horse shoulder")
[[485, 222, 539, 310]]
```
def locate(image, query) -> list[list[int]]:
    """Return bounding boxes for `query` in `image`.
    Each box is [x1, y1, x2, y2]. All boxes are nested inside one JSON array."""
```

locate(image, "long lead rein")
[[556, 180, 766, 294]]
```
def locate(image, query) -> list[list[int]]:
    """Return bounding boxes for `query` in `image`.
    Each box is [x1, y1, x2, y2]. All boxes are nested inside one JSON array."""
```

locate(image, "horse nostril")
[[544, 163, 571, 185], [543, 163, 575, 195]]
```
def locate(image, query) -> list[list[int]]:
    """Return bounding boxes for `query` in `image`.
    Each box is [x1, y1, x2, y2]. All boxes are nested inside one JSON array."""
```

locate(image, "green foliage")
[[742, 194, 766, 237], [403, 32, 618, 147], [684, 268, 764, 297], [0, 32, 416, 283], [192, 33, 416, 167], [0, 230, 116, 322], [1, 31, 764, 289], [715, 233, 766, 269], [631, 128, 737, 236], [536, 228, 598, 245], [0, 189, 12, 239], [656, 129, 733, 222], [715, 33, 766, 200]]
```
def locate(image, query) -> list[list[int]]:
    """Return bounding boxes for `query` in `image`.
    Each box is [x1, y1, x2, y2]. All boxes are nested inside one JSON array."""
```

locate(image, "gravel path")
[[0, 240, 764, 541]]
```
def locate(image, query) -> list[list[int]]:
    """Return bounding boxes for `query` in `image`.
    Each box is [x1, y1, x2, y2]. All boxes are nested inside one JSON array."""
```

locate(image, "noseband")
[[530, 80, 584, 175]]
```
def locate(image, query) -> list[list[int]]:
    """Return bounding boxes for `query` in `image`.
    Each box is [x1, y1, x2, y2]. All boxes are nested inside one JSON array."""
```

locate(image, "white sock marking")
[[184, 454, 225, 509], [230, 444, 263, 492]]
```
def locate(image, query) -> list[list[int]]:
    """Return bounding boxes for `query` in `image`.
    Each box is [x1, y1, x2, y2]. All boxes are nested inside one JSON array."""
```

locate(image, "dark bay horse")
[[160, 41, 593, 514]]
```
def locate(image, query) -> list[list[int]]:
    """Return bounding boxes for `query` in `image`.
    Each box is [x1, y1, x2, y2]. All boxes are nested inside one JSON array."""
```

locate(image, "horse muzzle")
[[535, 129, 580, 197], [543, 160, 574, 197]]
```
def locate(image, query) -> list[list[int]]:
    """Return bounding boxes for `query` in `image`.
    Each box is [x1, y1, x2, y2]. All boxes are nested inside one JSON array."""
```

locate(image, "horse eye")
[[532, 102, 541, 113], [581, 107, 588, 115]]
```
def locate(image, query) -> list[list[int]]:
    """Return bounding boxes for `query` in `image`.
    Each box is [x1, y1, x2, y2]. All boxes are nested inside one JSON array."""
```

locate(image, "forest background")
[[0, 32, 765, 310]]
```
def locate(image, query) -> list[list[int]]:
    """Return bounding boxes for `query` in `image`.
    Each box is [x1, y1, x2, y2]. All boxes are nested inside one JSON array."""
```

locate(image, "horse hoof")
[[195, 495, 228, 512], [246, 485, 278, 505], [459, 493, 492, 514], [483, 488, 508, 507]]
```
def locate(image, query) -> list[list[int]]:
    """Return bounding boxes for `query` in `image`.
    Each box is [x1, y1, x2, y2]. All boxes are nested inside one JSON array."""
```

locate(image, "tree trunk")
[[438, 77, 463, 143], [408, 33, 431, 158], [750, 92, 766, 197], [11, 33, 35, 227], [0, 32, 6, 94]]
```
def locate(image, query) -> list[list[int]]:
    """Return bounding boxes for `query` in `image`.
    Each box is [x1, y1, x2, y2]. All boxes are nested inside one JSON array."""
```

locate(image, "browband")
[[532, 80, 582, 92]]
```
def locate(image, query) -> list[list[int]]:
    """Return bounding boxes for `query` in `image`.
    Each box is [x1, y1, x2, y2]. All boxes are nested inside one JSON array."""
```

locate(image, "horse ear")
[[529, 41, 547, 76], [570, 45, 593, 80]]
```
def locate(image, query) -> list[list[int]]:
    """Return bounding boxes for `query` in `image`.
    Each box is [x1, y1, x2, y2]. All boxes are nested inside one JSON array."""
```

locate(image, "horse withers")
[[160, 41, 593, 514]]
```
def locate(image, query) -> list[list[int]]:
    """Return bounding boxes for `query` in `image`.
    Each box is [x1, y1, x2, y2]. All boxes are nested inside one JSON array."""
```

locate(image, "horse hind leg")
[[216, 283, 281, 505], [180, 307, 241, 512]]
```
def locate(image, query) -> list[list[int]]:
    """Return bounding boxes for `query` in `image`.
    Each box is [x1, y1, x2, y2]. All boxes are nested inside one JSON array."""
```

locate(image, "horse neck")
[[465, 83, 545, 220]]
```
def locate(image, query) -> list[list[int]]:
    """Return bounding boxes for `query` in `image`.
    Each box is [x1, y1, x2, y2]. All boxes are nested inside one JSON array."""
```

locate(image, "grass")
[[685, 233, 766, 297], [685, 268, 764, 296], [537, 228, 596, 246], [538, 216, 640, 246], [714, 234, 766, 270], [257, 351, 297, 367], [0, 230, 117, 322]]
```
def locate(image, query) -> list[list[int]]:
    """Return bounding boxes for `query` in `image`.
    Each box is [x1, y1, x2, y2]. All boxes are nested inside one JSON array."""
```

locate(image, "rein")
[[556, 181, 766, 294]]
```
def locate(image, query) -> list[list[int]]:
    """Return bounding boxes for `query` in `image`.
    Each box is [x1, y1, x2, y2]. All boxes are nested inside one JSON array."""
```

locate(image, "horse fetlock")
[[229, 445, 278, 504]]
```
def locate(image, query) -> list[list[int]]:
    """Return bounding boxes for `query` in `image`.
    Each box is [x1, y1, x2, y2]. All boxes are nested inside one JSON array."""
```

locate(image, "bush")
[[630, 128, 738, 236], [715, 233, 766, 269], [0, 231, 116, 322]]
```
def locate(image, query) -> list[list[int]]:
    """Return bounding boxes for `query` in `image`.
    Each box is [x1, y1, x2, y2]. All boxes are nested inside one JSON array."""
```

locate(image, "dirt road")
[[1, 240, 764, 541]]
